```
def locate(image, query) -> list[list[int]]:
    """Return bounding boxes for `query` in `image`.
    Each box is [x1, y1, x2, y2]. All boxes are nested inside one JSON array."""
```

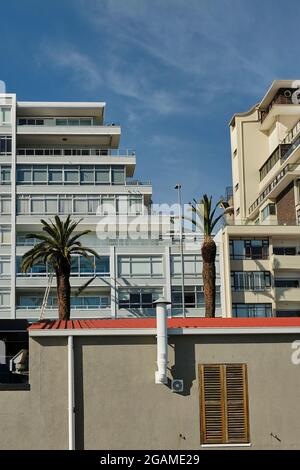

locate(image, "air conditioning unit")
[[171, 379, 184, 393]]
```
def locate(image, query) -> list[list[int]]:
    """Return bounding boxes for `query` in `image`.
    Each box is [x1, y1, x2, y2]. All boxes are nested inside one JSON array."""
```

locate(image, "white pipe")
[[154, 298, 170, 384], [68, 335, 75, 450]]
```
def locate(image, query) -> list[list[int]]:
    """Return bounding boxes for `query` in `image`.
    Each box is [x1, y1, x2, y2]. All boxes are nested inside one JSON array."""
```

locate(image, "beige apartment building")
[[222, 80, 300, 318]]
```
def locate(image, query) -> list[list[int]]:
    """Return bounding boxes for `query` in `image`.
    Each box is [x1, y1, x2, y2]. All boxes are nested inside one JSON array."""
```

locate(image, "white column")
[[10, 94, 17, 319], [164, 246, 172, 318], [68, 335, 75, 450], [110, 245, 117, 318]]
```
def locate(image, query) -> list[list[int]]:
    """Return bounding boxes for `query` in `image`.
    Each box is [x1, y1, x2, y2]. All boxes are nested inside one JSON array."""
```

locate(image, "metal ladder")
[[39, 272, 54, 321]]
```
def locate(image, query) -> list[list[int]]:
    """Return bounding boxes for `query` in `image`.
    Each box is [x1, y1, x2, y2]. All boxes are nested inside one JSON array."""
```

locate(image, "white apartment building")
[[0, 94, 223, 320], [222, 80, 300, 317]]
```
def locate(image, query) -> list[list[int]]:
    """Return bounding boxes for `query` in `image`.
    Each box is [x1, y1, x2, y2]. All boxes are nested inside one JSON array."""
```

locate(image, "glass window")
[[33, 167, 47, 182], [49, 168, 62, 183], [0, 136, 12, 154], [275, 279, 299, 288], [128, 196, 142, 215], [230, 239, 269, 260], [231, 271, 271, 291], [31, 199, 45, 214], [1, 108, 11, 124], [56, 119, 67, 126], [17, 197, 28, 214], [87, 198, 99, 214], [0, 167, 11, 184], [102, 196, 115, 214], [0, 197, 11, 214], [0, 226, 11, 245], [59, 198, 73, 214], [96, 168, 110, 184], [112, 167, 125, 184], [95, 257, 110, 274], [232, 303, 272, 318], [64, 168, 79, 183], [0, 258, 10, 278], [74, 198, 87, 214], [17, 168, 32, 183], [45, 198, 57, 214], [80, 167, 94, 184], [0, 291, 10, 308], [273, 246, 296, 256]]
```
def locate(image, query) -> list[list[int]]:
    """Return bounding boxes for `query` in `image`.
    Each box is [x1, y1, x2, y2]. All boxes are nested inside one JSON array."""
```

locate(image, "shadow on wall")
[[168, 337, 196, 397]]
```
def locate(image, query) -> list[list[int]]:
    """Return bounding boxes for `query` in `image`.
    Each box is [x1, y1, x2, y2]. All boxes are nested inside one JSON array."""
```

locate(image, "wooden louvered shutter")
[[225, 364, 249, 443], [199, 364, 250, 444]]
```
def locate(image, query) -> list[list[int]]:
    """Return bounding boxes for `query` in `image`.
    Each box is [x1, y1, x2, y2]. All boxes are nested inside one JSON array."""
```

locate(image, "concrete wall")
[[74, 334, 300, 450], [1, 333, 300, 450], [0, 337, 68, 450]]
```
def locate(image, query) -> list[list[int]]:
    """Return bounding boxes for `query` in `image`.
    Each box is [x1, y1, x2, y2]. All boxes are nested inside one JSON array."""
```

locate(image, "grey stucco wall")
[[0, 333, 299, 449], [0, 337, 68, 450], [74, 334, 300, 450]]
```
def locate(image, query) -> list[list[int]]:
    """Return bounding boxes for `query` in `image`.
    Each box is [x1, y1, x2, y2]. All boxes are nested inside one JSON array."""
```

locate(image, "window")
[[172, 285, 221, 309], [118, 288, 162, 310], [232, 303, 272, 318], [273, 246, 297, 256], [231, 271, 271, 291], [16, 255, 109, 277], [0, 257, 11, 278], [0, 290, 10, 309], [261, 203, 276, 221], [0, 226, 11, 245], [0, 196, 11, 214], [112, 167, 125, 184], [229, 239, 269, 260], [0, 166, 11, 184], [199, 364, 250, 444], [171, 255, 202, 276], [0, 136, 12, 154], [118, 256, 163, 277], [96, 167, 110, 184], [0, 108, 11, 125], [275, 279, 299, 288]]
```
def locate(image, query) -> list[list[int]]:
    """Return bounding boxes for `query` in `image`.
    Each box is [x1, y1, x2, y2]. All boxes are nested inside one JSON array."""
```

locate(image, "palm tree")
[[21, 215, 100, 321], [189, 195, 230, 318]]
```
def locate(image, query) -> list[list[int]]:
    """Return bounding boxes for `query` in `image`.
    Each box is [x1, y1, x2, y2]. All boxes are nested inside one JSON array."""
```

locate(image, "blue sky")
[[1, 0, 300, 205]]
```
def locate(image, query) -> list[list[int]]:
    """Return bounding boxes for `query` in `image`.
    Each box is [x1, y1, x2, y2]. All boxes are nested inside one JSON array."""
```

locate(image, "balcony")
[[272, 254, 300, 270], [17, 118, 121, 147], [260, 88, 300, 131], [16, 148, 136, 176], [249, 163, 300, 216]]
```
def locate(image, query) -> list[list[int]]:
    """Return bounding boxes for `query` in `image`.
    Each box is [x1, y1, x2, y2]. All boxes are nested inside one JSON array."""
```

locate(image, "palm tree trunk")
[[201, 236, 216, 318], [56, 270, 71, 321]]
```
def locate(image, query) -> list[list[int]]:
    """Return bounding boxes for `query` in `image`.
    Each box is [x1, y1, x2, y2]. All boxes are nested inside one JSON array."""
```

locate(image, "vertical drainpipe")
[[68, 335, 75, 450], [154, 297, 171, 384]]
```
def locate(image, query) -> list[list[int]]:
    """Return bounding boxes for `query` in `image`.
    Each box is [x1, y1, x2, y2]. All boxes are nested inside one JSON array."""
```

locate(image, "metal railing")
[[249, 163, 300, 214], [17, 148, 135, 157]]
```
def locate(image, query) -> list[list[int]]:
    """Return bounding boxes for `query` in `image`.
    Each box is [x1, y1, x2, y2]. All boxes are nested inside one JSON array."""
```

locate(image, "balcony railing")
[[17, 148, 135, 157], [17, 117, 120, 127], [126, 180, 151, 186], [249, 163, 300, 214], [261, 89, 294, 123]]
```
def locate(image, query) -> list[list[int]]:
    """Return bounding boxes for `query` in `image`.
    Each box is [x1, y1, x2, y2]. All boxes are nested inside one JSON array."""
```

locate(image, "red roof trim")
[[28, 317, 300, 331]]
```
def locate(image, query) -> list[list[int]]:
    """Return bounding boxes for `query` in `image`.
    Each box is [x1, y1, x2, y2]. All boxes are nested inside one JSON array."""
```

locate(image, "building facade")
[[0, 94, 223, 320], [222, 80, 300, 318]]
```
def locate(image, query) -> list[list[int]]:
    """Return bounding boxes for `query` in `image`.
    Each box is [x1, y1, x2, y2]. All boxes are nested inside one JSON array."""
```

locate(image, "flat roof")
[[28, 317, 300, 337]]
